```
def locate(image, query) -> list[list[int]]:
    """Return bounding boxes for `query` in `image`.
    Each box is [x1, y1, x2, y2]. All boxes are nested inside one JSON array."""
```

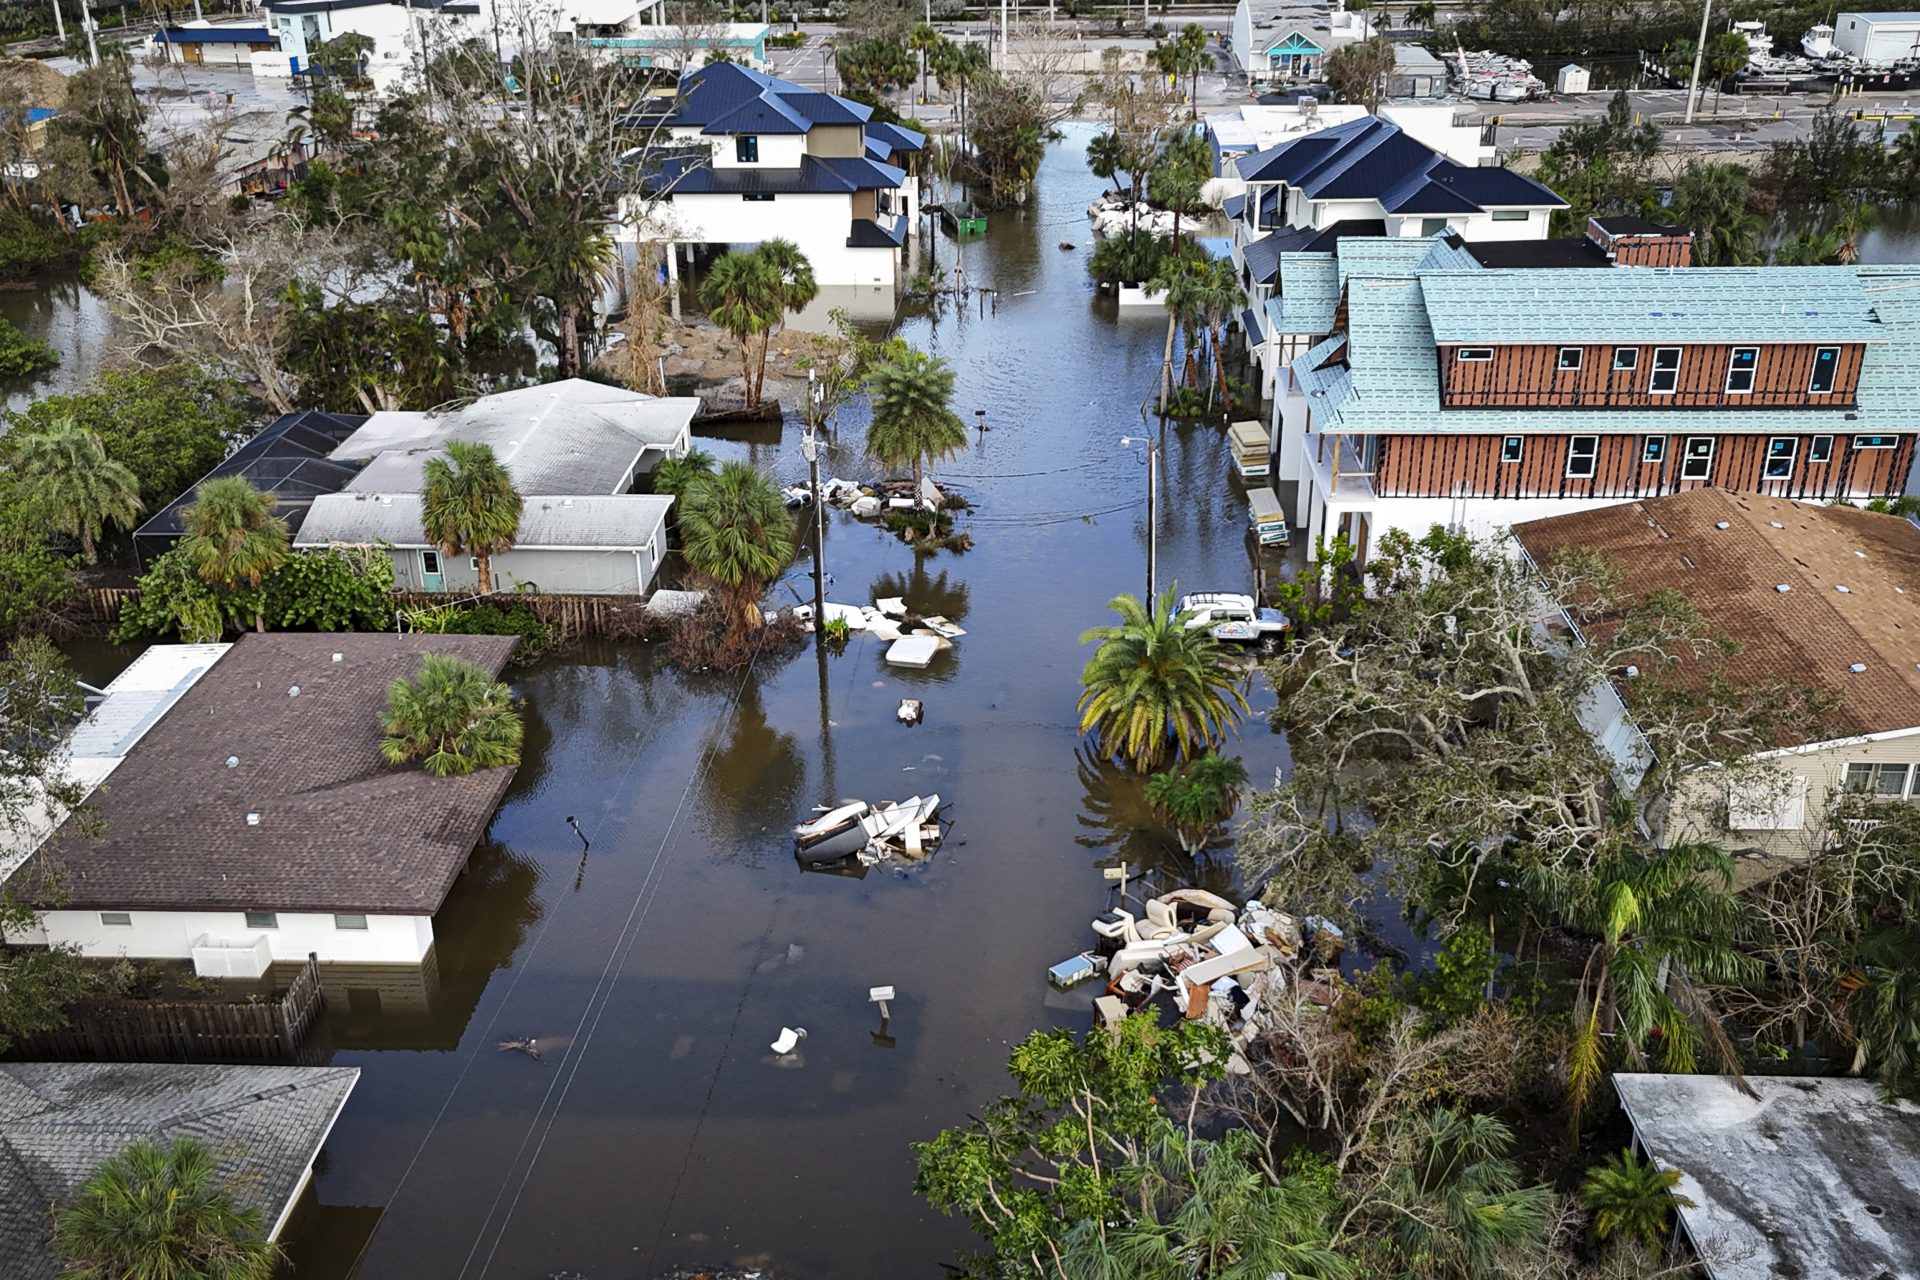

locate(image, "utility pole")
[[80, 0, 97, 67], [50, 0, 64, 48], [804, 370, 827, 629], [1146, 435, 1158, 603], [1683, 0, 1713, 123]]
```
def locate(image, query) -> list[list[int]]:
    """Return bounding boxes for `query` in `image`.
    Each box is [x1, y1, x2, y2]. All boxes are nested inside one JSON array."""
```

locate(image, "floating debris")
[[497, 1036, 543, 1061], [793, 794, 948, 868]]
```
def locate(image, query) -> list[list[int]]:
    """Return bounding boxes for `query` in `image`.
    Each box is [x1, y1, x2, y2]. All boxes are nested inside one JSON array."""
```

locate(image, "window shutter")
[[1727, 773, 1808, 831]]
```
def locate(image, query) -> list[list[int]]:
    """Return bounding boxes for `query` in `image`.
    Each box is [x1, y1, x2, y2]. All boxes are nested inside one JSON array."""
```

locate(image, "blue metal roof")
[[153, 24, 271, 42], [847, 218, 907, 249], [667, 63, 871, 137], [650, 153, 905, 196], [1237, 116, 1565, 215]]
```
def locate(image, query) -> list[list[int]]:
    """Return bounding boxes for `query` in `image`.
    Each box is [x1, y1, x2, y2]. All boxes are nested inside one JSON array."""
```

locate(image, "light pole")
[[804, 369, 828, 630], [1683, 0, 1713, 124], [1120, 434, 1159, 603]]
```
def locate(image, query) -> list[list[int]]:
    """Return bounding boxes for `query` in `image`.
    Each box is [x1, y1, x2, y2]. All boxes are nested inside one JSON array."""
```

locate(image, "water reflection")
[[869, 561, 971, 622], [1072, 746, 1241, 898], [698, 685, 805, 863]]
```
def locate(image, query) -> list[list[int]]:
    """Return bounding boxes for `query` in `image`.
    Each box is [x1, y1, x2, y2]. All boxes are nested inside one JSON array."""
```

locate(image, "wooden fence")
[[76, 586, 140, 625], [7, 954, 327, 1064]]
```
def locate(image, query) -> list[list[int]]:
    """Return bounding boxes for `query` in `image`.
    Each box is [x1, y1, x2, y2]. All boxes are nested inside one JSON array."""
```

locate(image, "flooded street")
[[255, 122, 1292, 1280]]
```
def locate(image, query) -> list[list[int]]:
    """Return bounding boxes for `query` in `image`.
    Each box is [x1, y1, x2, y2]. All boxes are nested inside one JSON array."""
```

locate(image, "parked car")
[[1176, 593, 1291, 653]]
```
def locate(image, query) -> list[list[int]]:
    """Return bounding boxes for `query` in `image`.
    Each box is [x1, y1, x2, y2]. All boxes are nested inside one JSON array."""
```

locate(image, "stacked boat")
[[793, 795, 947, 868], [1446, 47, 1545, 101]]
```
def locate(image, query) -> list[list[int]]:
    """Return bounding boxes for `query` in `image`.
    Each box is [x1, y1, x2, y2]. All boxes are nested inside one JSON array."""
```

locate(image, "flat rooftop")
[[1614, 1073, 1920, 1280]]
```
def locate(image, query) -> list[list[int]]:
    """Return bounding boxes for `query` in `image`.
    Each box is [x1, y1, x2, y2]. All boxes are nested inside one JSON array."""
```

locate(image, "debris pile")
[[1053, 887, 1346, 1075], [794, 594, 966, 661], [1086, 195, 1183, 240], [792, 794, 948, 868], [784, 475, 946, 518]]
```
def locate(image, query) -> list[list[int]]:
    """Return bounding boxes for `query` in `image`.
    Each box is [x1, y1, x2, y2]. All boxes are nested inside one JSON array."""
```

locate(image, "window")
[[1557, 347, 1584, 371], [99, 912, 131, 927], [244, 912, 278, 930], [1847, 762, 1919, 799], [421, 550, 441, 575], [334, 914, 369, 931], [1810, 434, 1834, 463], [1491, 209, 1529, 221], [1642, 436, 1666, 463], [1855, 435, 1897, 449], [1455, 348, 1493, 362], [1613, 346, 1639, 371], [1649, 346, 1682, 394], [1419, 217, 1448, 236], [1500, 436, 1524, 464], [735, 134, 759, 163], [1728, 774, 1809, 830], [741, 192, 775, 202], [1809, 345, 1840, 394], [1765, 436, 1799, 479], [1726, 346, 1759, 393], [1565, 435, 1598, 478], [1680, 436, 1716, 480]]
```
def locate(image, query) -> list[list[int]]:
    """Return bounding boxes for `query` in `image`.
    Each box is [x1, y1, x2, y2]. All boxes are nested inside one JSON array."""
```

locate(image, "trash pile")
[[1050, 887, 1346, 1075], [1086, 195, 1182, 240], [783, 475, 946, 520], [793, 795, 948, 868], [793, 594, 966, 667]]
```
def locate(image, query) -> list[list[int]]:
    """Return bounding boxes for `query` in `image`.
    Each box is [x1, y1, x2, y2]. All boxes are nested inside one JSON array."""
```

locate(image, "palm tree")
[[1668, 162, 1760, 266], [1580, 1148, 1693, 1244], [1078, 590, 1249, 772], [1188, 257, 1244, 404], [1834, 199, 1878, 265], [1370, 1109, 1557, 1278], [1708, 30, 1750, 111], [930, 40, 989, 152], [677, 460, 796, 627], [1144, 752, 1249, 857], [1524, 842, 1761, 1123], [8, 417, 142, 563], [1845, 923, 1920, 1094], [865, 348, 968, 494], [1086, 129, 1127, 197], [699, 250, 780, 409], [421, 439, 521, 596], [652, 446, 716, 502], [1149, 257, 1207, 414], [179, 476, 289, 633], [752, 239, 818, 408], [1408, 0, 1436, 29], [379, 652, 523, 777], [54, 1137, 278, 1280], [908, 21, 940, 106]]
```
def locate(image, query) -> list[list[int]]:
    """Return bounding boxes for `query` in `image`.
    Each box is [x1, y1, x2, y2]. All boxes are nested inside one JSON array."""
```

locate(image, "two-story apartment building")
[[1230, 0, 1376, 86], [1287, 254, 1920, 565], [628, 63, 922, 289]]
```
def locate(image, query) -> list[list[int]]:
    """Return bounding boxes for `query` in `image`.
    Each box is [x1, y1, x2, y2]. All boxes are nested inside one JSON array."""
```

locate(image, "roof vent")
[[1775, 584, 1791, 593], [562, 497, 575, 507], [1715, 521, 1731, 530], [1680, 555, 1696, 569], [226, 755, 239, 768], [246, 812, 261, 826], [1836, 584, 1853, 593], [1850, 662, 1869, 673], [332, 652, 343, 662], [288, 685, 300, 696], [1770, 520, 1785, 529], [1857, 550, 1868, 558]]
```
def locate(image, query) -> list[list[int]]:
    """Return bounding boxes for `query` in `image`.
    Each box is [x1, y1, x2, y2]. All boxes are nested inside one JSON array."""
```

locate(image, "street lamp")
[[1119, 434, 1159, 603]]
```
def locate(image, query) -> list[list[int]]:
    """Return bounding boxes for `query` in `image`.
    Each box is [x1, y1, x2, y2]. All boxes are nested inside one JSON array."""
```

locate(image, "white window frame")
[[1808, 345, 1840, 394], [420, 549, 442, 575], [1490, 208, 1529, 221], [1847, 762, 1919, 799], [1855, 435, 1897, 449], [1500, 436, 1523, 463], [1680, 436, 1715, 481], [1455, 348, 1493, 362], [1764, 437, 1798, 479], [1641, 436, 1665, 463], [1557, 346, 1584, 371], [1649, 346, 1682, 394], [1565, 435, 1599, 478], [1613, 346, 1638, 371], [1809, 434, 1834, 463], [99, 912, 132, 927], [1726, 346, 1759, 394], [244, 911, 279, 930]]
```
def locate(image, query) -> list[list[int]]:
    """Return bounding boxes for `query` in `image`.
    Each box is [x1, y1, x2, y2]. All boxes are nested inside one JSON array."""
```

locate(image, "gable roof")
[[1513, 489, 1920, 745], [20, 633, 521, 916], [0, 1063, 358, 1278], [330, 379, 695, 496], [1237, 116, 1564, 213], [1612, 1073, 1920, 1280], [667, 61, 869, 136], [1240, 218, 1384, 285]]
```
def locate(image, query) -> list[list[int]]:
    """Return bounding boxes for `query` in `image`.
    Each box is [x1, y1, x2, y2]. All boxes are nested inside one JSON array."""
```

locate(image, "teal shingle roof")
[[1420, 266, 1899, 345], [1268, 252, 1338, 335]]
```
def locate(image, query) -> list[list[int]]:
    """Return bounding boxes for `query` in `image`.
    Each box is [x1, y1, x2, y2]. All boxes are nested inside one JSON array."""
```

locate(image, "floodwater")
[[40, 123, 1920, 1280], [258, 123, 1291, 1280]]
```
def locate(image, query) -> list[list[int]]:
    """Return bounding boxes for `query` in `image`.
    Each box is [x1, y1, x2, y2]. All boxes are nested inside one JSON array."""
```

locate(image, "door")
[[420, 549, 445, 592]]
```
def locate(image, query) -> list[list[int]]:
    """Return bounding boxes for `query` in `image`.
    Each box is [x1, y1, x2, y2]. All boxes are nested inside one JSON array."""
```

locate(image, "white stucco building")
[[255, 0, 491, 89], [4, 634, 523, 977], [625, 63, 924, 289]]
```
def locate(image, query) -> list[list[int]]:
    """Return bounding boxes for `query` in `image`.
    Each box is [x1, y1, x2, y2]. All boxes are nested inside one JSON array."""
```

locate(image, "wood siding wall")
[[1606, 236, 1692, 267], [1372, 431, 1915, 500], [1438, 342, 1866, 408]]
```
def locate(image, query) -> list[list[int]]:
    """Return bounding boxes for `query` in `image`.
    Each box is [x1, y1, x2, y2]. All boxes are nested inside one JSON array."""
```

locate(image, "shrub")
[[0, 317, 59, 380]]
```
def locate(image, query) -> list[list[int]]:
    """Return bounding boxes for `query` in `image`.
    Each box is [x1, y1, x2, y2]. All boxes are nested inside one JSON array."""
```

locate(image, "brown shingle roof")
[[25, 633, 519, 916], [1513, 489, 1920, 746]]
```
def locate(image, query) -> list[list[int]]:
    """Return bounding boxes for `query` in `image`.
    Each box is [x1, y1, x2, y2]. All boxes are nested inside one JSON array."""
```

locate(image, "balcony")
[[1301, 427, 1376, 503]]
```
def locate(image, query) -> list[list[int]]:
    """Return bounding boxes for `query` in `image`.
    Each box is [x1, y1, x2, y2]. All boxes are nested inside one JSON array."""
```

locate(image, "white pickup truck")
[[1177, 593, 1291, 654]]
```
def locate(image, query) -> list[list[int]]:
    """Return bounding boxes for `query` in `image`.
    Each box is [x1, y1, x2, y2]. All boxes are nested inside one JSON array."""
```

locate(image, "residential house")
[[4, 633, 521, 976], [1287, 257, 1920, 561], [627, 62, 923, 290], [1229, 0, 1377, 86], [132, 409, 369, 570], [151, 21, 280, 66], [1612, 1073, 1920, 1280], [295, 379, 694, 595], [1206, 102, 1496, 182], [1514, 490, 1920, 861], [0, 1063, 360, 1278], [256, 0, 489, 89]]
